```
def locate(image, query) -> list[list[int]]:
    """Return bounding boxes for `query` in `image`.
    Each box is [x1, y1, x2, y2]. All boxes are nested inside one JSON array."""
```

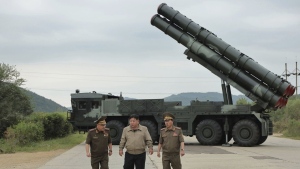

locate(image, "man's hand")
[[86, 152, 91, 157], [180, 149, 185, 156], [149, 148, 153, 155], [109, 151, 112, 156], [157, 151, 160, 158], [119, 150, 123, 156]]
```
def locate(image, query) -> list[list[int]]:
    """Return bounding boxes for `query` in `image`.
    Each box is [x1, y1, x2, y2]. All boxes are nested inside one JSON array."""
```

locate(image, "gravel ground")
[[0, 149, 66, 169]]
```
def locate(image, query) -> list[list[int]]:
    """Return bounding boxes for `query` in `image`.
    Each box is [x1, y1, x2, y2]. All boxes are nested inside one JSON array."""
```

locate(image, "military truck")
[[67, 3, 295, 147]]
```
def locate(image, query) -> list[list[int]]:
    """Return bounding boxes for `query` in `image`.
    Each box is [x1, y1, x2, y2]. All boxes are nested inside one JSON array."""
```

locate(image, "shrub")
[[5, 121, 44, 146], [42, 113, 73, 139], [63, 120, 73, 135], [273, 121, 287, 133], [24, 112, 46, 123], [283, 119, 300, 137]]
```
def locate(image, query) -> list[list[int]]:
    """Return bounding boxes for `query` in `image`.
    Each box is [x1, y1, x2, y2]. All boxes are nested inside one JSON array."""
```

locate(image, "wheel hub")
[[240, 128, 251, 139], [110, 128, 117, 137], [203, 128, 213, 138]]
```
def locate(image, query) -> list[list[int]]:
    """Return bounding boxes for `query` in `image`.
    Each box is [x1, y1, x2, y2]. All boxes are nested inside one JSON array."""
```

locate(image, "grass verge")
[[0, 133, 87, 153]]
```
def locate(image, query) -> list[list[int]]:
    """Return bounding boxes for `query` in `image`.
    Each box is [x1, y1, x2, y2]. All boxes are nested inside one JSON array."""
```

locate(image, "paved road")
[[38, 135, 300, 169]]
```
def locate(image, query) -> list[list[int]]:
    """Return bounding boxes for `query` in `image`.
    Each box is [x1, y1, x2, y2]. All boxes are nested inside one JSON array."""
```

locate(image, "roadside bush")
[[0, 138, 6, 153], [5, 121, 44, 146], [271, 99, 300, 137], [24, 112, 46, 123], [63, 120, 73, 135], [273, 121, 287, 133], [283, 119, 300, 137], [43, 113, 72, 139], [22, 112, 73, 139], [285, 99, 300, 120]]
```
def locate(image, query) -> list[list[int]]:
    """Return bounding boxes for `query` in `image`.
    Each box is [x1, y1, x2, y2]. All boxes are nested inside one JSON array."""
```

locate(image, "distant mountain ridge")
[[164, 92, 248, 106], [24, 89, 68, 113], [25, 90, 248, 113]]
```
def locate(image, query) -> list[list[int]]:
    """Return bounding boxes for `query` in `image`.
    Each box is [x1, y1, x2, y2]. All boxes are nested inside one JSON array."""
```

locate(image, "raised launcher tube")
[[157, 3, 295, 97], [151, 14, 287, 109]]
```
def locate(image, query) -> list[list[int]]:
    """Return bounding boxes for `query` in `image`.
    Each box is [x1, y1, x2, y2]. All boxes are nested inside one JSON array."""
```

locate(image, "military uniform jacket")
[[86, 128, 112, 157], [159, 126, 184, 153]]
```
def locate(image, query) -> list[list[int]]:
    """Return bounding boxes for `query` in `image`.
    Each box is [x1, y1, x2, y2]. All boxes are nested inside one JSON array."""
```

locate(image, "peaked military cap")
[[94, 116, 107, 125], [163, 112, 175, 120]]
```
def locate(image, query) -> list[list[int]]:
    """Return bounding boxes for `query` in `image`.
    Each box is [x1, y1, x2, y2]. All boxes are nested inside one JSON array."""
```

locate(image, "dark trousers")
[[123, 152, 146, 169], [91, 155, 109, 169]]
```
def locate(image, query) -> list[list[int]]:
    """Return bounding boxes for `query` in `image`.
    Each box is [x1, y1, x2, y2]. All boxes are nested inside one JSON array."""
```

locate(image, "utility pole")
[[291, 62, 300, 97], [282, 62, 299, 97], [282, 63, 290, 80], [285, 63, 288, 81], [296, 62, 298, 96]]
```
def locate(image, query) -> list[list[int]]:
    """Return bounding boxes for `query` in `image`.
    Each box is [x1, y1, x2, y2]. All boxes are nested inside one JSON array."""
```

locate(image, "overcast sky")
[[1, 0, 300, 107]]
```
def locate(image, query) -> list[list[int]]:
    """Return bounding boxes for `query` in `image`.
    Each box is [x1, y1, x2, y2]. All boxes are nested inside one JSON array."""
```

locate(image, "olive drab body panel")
[[66, 3, 294, 147]]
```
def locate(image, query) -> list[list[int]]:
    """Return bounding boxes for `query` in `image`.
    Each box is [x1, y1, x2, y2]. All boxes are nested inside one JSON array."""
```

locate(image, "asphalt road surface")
[[39, 135, 300, 169]]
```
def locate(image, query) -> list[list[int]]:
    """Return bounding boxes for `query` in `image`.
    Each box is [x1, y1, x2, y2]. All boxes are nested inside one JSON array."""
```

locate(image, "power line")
[[22, 75, 218, 83], [24, 87, 181, 95], [21, 71, 208, 79]]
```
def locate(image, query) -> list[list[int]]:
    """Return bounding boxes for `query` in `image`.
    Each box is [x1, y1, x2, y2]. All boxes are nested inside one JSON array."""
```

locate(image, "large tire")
[[106, 120, 125, 145], [232, 119, 260, 147], [140, 120, 158, 144], [195, 119, 223, 145], [257, 136, 268, 145]]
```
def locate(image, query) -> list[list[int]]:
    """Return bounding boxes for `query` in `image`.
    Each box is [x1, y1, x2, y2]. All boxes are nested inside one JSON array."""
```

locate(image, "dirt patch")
[[273, 133, 283, 137], [0, 149, 67, 169]]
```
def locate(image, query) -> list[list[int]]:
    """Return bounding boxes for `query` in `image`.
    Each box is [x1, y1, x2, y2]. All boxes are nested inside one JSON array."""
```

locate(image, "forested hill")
[[23, 90, 247, 112], [164, 92, 247, 106], [24, 89, 68, 113]]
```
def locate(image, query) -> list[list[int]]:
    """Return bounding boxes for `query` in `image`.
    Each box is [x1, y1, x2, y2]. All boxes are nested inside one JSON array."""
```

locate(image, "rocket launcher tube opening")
[[278, 98, 287, 109], [283, 85, 291, 97], [288, 86, 296, 96], [275, 97, 288, 109], [274, 98, 282, 108]]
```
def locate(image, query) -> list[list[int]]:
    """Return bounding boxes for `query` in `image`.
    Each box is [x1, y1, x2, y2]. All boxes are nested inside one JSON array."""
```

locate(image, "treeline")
[[0, 63, 33, 138], [270, 96, 300, 137], [0, 63, 73, 153]]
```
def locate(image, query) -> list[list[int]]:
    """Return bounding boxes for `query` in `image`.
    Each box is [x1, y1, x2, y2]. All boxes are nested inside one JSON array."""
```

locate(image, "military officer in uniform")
[[86, 116, 112, 169], [157, 112, 185, 169]]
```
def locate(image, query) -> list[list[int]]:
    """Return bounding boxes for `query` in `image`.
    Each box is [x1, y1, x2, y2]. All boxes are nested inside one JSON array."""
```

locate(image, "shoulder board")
[[105, 128, 110, 131], [88, 128, 96, 132], [160, 128, 166, 131], [175, 127, 181, 130]]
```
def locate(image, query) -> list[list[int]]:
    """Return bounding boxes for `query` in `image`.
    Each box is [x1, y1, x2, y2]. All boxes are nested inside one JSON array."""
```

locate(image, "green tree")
[[236, 97, 251, 105], [0, 63, 33, 138], [0, 63, 25, 86]]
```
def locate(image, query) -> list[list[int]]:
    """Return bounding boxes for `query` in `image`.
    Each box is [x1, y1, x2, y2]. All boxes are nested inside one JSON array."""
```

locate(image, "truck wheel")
[[257, 136, 268, 145], [232, 119, 260, 147], [106, 120, 125, 145], [140, 120, 158, 144], [196, 119, 223, 145]]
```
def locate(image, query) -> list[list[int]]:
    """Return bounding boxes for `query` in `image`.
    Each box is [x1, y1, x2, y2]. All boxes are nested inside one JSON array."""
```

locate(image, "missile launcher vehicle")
[[67, 3, 295, 147]]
